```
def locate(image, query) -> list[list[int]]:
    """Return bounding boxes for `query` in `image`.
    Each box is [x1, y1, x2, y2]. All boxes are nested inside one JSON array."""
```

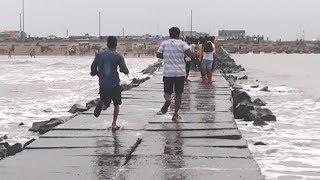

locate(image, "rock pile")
[[216, 48, 276, 126], [215, 48, 245, 74], [0, 142, 23, 159], [232, 90, 276, 126]]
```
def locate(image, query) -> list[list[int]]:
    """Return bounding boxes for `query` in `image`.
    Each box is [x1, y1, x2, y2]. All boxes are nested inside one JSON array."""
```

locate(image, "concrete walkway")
[[0, 70, 263, 180]]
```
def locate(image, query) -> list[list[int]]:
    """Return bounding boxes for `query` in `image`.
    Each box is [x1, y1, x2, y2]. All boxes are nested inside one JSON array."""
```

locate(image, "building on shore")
[[0, 31, 21, 42]]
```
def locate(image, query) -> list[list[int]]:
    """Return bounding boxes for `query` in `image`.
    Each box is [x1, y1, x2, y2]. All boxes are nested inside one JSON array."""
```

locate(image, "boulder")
[[250, 85, 259, 88], [68, 104, 88, 114], [256, 108, 277, 121], [245, 108, 276, 122], [239, 75, 248, 80], [29, 117, 65, 134], [260, 86, 270, 92], [23, 139, 36, 149], [0, 135, 8, 142], [39, 118, 65, 134], [7, 143, 23, 156], [0, 145, 7, 159], [29, 121, 49, 132], [18, 122, 25, 126], [226, 75, 237, 86], [232, 90, 252, 107], [234, 100, 255, 119], [141, 61, 162, 75], [43, 108, 53, 113], [253, 118, 268, 126], [121, 84, 133, 91], [254, 141, 267, 146], [0, 142, 23, 156], [131, 78, 144, 85], [253, 98, 267, 106], [86, 98, 100, 109]]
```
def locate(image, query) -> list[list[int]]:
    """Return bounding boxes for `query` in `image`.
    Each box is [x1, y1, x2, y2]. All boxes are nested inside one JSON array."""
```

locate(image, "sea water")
[[233, 54, 320, 180], [0, 56, 157, 145]]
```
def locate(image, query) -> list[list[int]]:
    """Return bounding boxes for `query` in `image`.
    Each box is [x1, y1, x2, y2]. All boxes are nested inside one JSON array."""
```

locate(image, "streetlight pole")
[[19, 13, 22, 32], [22, 0, 25, 32], [190, 9, 193, 36], [98, 11, 101, 37]]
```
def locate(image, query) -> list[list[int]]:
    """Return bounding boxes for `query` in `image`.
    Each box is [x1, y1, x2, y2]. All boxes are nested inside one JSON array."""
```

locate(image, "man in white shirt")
[[156, 27, 195, 121], [202, 36, 216, 83], [185, 37, 196, 80]]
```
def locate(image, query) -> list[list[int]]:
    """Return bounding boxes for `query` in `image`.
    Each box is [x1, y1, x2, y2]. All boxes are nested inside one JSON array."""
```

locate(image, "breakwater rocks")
[[215, 48, 245, 74], [222, 41, 320, 54], [215, 49, 276, 126], [0, 136, 23, 160], [227, 80, 277, 126]]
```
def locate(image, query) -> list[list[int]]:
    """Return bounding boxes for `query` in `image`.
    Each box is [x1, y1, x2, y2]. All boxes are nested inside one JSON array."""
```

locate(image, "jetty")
[[0, 70, 263, 180]]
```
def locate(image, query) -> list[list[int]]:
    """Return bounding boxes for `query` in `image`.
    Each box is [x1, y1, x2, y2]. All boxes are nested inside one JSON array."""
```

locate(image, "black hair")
[[169, 27, 180, 39], [199, 36, 206, 44], [107, 36, 117, 49]]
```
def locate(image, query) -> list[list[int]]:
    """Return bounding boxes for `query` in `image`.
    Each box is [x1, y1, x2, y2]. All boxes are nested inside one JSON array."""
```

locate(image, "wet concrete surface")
[[0, 71, 263, 180]]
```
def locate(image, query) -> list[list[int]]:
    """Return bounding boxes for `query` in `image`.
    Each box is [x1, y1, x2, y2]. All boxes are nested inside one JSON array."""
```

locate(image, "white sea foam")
[[234, 54, 320, 179]]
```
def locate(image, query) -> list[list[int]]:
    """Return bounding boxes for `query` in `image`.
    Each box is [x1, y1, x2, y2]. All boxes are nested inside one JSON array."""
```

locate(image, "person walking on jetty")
[[202, 36, 216, 83], [196, 37, 205, 79], [156, 27, 195, 121], [90, 36, 129, 131], [185, 37, 196, 81]]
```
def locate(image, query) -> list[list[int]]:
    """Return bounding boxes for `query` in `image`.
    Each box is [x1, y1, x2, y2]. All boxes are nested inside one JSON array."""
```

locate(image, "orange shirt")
[[196, 44, 204, 62]]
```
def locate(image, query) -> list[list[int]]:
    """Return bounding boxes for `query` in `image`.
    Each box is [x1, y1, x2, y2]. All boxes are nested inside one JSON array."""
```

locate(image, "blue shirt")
[[90, 49, 129, 89]]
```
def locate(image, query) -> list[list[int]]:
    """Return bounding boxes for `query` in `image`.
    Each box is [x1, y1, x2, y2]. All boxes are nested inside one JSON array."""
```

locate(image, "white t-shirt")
[[185, 44, 196, 62], [158, 39, 190, 77], [203, 42, 216, 61]]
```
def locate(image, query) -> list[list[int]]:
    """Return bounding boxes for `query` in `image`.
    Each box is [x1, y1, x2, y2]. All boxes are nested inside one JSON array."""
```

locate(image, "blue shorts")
[[202, 59, 213, 74]]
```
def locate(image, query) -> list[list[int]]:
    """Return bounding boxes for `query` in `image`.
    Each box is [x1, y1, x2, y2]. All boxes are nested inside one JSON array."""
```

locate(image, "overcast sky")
[[0, 0, 319, 40]]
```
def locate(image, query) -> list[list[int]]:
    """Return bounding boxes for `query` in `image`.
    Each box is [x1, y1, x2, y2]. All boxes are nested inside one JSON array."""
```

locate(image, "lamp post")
[[190, 10, 193, 36], [98, 11, 101, 37], [22, 0, 25, 32]]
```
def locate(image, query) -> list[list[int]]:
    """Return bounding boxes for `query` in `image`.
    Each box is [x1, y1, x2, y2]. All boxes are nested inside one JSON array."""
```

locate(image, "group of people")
[[185, 35, 217, 83], [90, 27, 218, 129], [7, 48, 36, 58]]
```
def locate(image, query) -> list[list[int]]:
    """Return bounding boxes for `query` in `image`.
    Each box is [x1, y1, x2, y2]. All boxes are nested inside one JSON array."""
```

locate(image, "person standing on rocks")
[[156, 27, 195, 121], [90, 36, 129, 131]]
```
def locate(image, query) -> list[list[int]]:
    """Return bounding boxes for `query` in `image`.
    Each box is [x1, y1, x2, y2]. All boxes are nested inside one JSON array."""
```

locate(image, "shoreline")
[[1, 39, 320, 57]]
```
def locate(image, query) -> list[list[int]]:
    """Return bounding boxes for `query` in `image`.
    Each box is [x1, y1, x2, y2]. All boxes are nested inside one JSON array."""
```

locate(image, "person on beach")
[[156, 27, 195, 121], [201, 36, 216, 83], [8, 49, 12, 58], [30, 49, 36, 58], [90, 36, 129, 131]]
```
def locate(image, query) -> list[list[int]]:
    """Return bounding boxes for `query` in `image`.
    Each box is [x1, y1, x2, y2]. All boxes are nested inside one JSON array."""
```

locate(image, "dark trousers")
[[186, 61, 191, 78]]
